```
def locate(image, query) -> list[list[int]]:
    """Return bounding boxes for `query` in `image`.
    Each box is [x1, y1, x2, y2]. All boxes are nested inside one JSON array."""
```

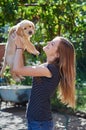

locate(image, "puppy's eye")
[[29, 25, 31, 28], [24, 28, 27, 30]]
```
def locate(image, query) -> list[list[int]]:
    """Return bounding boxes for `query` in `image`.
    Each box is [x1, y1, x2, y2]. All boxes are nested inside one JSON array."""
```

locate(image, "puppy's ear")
[[16, 26, 24, 36]]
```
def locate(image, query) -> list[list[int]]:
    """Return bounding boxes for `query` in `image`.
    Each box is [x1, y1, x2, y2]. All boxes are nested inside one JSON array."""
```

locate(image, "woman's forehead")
[[52, 37, 61, 44]]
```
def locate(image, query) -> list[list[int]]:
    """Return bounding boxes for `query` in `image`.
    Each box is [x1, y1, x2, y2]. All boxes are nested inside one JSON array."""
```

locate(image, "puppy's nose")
[[28, 31, 32, 35]]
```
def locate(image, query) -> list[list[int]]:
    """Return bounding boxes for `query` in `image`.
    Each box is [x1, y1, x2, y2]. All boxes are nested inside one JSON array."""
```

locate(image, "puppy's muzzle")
[[28, 31, 33, 35]]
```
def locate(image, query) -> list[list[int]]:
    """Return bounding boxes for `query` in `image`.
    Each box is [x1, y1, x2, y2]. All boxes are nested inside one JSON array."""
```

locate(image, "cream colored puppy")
[[0, 20, 39, 82]]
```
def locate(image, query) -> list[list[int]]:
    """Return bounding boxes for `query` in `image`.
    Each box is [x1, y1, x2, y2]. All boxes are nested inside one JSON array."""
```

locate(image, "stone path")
[[0, 102, 86, 130]]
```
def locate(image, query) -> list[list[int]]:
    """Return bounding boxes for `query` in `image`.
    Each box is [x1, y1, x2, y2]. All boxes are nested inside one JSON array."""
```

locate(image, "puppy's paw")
[[35, 50, 40, 55]]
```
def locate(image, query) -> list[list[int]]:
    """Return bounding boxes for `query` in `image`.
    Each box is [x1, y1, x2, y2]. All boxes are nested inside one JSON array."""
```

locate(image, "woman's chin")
[[43, 47, 45, 51]]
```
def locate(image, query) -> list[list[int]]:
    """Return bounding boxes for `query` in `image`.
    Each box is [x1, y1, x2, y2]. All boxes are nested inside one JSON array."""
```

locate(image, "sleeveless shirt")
[[27, 64, 60, 121]]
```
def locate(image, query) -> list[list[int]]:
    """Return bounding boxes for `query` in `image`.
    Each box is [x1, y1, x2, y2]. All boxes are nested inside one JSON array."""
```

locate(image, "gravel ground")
[[0, 102, 86, 130]]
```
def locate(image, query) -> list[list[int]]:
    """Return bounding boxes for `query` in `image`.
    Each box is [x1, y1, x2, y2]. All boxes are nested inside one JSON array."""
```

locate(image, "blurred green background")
[[0, 0, 86, 113]]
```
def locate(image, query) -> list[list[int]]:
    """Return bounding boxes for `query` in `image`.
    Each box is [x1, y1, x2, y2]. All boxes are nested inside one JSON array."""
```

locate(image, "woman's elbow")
[[12, 66, 24, 75], [12, 68, 19, 75]]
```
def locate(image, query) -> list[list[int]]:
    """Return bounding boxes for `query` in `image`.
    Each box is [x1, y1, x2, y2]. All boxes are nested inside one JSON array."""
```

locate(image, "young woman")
[[13, 36, 76, 130]]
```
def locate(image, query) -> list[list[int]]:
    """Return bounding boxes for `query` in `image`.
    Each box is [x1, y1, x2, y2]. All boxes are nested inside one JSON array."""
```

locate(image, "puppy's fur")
[[0, 20, 39, 82]]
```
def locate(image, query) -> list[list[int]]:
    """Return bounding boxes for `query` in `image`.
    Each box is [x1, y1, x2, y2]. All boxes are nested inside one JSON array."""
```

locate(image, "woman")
[[13, 36, 76, 130]]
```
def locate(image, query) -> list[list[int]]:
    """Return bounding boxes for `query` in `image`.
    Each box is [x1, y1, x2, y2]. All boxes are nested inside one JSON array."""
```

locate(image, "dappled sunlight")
[[53, 113, 86, 130], [0, 102, 27, 130], [0, 102, 86, 130]]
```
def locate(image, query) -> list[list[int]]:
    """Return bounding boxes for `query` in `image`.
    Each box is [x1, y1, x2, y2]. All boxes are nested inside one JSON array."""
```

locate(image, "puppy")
[[0, 20, 39, 82]]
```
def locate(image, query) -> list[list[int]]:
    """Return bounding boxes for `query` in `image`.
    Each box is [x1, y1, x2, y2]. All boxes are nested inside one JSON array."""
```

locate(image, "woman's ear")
[[55, 52, 59, 59], [16, 26, 24, 36], [57, 52, 59, 58]]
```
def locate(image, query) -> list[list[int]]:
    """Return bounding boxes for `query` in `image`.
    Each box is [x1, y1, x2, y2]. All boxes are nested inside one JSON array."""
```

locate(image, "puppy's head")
[[16, 20, 35, 38], [15, 20, 39, 55]]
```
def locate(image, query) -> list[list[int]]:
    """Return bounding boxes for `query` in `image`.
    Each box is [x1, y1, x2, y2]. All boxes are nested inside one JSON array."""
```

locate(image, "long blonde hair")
[[56, 37, 76, 108]]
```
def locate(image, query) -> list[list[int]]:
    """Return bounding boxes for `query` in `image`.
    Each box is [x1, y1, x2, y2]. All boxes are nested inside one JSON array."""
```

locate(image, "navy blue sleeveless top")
[[27, 64, 60, 121]]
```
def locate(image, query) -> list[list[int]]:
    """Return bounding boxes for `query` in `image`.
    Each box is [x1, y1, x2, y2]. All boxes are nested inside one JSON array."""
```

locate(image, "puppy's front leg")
[[26, 40, 39, 55]]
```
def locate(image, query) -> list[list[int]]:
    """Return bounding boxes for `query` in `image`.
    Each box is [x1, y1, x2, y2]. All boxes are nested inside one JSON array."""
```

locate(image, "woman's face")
[[43, 37, 60, 59]]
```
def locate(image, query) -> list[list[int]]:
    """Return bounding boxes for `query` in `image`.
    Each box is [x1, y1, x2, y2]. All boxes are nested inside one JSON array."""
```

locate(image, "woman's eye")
[[51, 42, 54, 46], [51, 41, 55, 46]]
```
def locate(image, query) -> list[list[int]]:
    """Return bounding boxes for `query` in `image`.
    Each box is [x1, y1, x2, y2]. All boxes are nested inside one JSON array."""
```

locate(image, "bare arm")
[[13, 37, 52, 77]]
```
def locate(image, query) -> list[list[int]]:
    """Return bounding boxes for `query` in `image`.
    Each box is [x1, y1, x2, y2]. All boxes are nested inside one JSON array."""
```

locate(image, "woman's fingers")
[[11, 31, 17, 39]]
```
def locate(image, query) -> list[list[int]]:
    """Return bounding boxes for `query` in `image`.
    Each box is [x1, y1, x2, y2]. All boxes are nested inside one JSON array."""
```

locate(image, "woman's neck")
[[47, 56, 55, 63]]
